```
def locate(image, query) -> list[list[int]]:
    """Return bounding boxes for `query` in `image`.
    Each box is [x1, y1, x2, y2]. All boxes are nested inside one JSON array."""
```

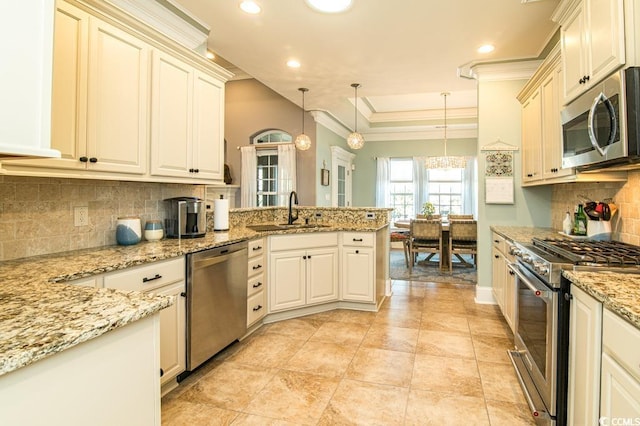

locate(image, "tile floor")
[[161, 279, 536, 425]]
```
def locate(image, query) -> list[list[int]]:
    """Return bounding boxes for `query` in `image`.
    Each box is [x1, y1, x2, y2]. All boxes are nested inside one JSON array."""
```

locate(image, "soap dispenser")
[[562, 210, 573, 235]]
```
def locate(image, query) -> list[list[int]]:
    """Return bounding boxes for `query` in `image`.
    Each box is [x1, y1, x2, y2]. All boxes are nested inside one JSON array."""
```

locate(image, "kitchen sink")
[[246, 223, 330, 231]]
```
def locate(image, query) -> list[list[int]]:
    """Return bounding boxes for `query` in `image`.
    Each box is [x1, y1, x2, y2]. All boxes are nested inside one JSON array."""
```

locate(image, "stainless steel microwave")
[[561, 67, 640, 171]]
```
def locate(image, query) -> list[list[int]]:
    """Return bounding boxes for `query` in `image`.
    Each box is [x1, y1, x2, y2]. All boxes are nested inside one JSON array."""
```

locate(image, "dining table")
[[393, 218, 450, 270]]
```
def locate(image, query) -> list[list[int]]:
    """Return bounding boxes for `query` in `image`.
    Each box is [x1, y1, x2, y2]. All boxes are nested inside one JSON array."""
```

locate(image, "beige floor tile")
[[228, 333, 306, 368], [420, 311, 470, 335], [161, 399, 239, 425], [263, 317, 322, 340], [345, 346, 415, 387], [416, 329, 475, 359], [180, 362, 277, 411], [361, 324, 419, 353], [318, 379, 409, 425], [284, 340, 357, 378], [472, 334, 513, 364], [485, 400, 537, 425], [404, 389, 490, 426], [309, 320, 370, 345], [411, 354, 483, 397], [468, 317, 513, 339], [329, 308, 377, 325], [380, 294, 424, 311], [230, 413, 303, 425], [373, 308, 422, 329], [243, 370, 339, 425], [464, 302, 503, 317], [423, 298, 468, 315], [391, 284, 426, 298], [477, 361, 528, 404], [423, 287, 465, 301]]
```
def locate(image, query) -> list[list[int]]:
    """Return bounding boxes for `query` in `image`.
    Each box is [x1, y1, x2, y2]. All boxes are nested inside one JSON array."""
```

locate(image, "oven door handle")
[[508, 263, 553, 301]]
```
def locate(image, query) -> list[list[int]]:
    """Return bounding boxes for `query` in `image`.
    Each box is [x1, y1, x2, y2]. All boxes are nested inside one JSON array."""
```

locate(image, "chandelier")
[[294, 87, 312, 151], [425, 92, 466, 169], [347, 83, 365, 149]]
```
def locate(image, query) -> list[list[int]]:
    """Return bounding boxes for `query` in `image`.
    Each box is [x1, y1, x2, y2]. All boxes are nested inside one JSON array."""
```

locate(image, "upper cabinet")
[[553, 0, 630, 104], [1, 0, 232, 184], [0, 0, 61, 158]]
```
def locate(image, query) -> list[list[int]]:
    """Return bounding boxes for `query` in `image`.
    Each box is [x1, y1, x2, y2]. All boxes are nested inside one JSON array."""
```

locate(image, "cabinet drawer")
[[248, 238, 265, 258], [104, 257, 184, 292], [247, 290, 266, 326], [341, 232, 374, 247], [492, 232, 506, 254], [270, 232, 338, 251], [603, 309, 640, 381], [247, 273, 265, 297], [248, 256, 265, 277], [67, 276, 102, 288]]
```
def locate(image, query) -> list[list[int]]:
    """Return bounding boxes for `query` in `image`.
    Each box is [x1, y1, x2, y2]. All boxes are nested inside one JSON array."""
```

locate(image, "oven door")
[[508, 262, 558, 424]]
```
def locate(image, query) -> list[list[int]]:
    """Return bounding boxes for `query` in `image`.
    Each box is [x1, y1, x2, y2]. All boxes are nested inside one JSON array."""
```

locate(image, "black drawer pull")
[[494, 240, 499, 243], [180, 292, 186, 297], [252, 282, 263, 288], [253, 305, 263, 312], [494, 255, 499, 259], [142, 274, 162, 283], [353, 238, 363, 242], [253, 264, 262, 270], [356, 250, 359, 254], [221, 249, 229, 254], [160, 368, 164, 377], [253, 246, 262, 251], [509, 270, 515, 276]]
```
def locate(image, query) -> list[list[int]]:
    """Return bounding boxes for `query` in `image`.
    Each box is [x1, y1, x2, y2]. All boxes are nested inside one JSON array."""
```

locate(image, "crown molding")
[[472, 60, 544, 81], [310, 110, 350, 138], [368, 107, 477, 124], [362, 126, 478, 142]]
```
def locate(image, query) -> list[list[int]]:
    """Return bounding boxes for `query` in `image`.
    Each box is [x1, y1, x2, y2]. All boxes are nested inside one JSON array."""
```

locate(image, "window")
[[256, 150, 278, 206], [389, 158, 414, 221], [428, 168, 464, 215]]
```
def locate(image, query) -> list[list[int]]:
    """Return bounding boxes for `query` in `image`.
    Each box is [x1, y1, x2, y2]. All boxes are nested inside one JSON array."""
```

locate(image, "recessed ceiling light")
[[239, 1, 261, 14], [287, 59, 301, 68], [205, 51, 215, 60], [305, 0, 353, 13], [478, 44, 495, 54]]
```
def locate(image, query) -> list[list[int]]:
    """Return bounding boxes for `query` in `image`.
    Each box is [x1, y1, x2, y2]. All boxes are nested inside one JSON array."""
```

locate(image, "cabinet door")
[[568, 285, 602, 426], [542, 65, 573, 179], [587, 0, 625, 86], [562, 3, 588, 101], [600, 352, 640, 419], [150, 51, 192, 178], [154, 281, 186, 385], [491, 247, 506, 312], [86, 18, 149, 174], [521, 89, 543, 183], [341, 247, 374, 302], [306, 247, 339, 305], [269, 250, 306, 312], [504, 264, 517, 333], [192, 70, 225, 182]]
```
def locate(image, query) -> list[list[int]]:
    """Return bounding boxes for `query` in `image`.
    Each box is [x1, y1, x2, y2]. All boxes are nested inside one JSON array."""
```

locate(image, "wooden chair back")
[[410, 218, 441, 241], [448, 214, 474, 221]]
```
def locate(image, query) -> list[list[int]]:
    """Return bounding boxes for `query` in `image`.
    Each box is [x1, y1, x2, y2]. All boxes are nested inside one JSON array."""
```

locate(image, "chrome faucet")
[[288, 191, 299, 225]]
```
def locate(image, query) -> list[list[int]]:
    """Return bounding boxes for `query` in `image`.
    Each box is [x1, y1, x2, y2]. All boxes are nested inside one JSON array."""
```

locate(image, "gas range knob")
[[522, 254, 533, 264], [533, 262, 549, 276], [509, 246, 521, 256]]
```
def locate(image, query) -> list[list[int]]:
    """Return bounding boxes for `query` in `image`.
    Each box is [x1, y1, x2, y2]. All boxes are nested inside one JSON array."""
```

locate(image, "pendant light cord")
[[299, 88, 308, 134], [351, 83, 360, 132], [442, 91, 449, 157]]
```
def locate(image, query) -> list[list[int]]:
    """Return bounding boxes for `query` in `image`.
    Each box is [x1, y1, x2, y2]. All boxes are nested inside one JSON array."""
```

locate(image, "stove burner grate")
[[533, 238, 640, 267]]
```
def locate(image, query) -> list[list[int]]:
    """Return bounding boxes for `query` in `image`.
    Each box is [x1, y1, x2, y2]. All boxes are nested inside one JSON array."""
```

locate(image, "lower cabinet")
[[341, 232, 375, 302], [247, 238, 266, 326], [491, 231, 516, 332], [268, 232, 339, 313], [102, 257, 186, 388]]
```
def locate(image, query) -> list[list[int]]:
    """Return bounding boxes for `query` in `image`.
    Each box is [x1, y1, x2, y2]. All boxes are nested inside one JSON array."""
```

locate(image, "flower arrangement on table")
[[421, 202, 436, 217]]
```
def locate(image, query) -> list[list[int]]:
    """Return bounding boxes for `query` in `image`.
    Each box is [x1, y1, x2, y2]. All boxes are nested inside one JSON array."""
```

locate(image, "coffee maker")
[[164, 197, 206, 238]]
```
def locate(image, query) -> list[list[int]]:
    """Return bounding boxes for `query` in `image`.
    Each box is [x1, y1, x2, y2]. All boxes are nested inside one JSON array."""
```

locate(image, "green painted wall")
[[351, 138, 478, 207], [314, 124, 350, 206]]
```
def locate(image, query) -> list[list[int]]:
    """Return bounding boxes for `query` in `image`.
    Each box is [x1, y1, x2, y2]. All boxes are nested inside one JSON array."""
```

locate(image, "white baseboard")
[[474, 285, 496, 305]]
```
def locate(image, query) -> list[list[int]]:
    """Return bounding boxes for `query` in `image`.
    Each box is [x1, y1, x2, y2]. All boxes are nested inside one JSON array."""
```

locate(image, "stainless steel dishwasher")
[[185, 241, 248, 372]]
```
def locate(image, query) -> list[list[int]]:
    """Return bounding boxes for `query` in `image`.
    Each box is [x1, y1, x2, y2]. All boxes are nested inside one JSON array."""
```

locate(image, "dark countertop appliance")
[[164, 197, 206, 238], [508, 238, 640, 425]]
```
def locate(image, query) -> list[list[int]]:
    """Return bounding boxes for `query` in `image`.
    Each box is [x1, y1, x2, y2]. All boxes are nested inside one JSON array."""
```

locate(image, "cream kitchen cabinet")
[[568, 285, 603, 426], [102, 257, 186, 392], [268, 233, 339, 313], [247, 238, 266, 326], [2, 1, 149, 176], [521, 87, 543, 183], [491, 231, 516, 332], [554, 0, 626, 103], [150, 51, 225, 183], [341, 232, 375, 302], [600, 308, 640, 419]]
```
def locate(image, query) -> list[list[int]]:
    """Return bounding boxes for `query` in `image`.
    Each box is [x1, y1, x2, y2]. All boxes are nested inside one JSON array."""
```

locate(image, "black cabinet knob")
[[79, 156, 88, 162], [89, 157, 97, 163]]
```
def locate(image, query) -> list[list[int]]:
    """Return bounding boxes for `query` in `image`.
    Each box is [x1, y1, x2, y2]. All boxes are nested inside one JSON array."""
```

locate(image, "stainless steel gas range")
[[507, 237, 640, 426]]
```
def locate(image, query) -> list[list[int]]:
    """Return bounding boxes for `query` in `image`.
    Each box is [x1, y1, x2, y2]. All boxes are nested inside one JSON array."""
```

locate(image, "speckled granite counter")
[[563, 270, 640, 329], [0, 219, 389, 377], [490, 225, 565, 243]]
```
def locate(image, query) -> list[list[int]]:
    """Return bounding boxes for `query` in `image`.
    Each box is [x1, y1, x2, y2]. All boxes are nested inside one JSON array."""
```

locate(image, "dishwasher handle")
[[193, 248, 246, 269]]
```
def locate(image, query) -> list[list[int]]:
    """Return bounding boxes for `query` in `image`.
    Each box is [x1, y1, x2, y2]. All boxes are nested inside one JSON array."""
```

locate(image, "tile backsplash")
[[0, 176, 203, 261], [551, 170, 640, 245]]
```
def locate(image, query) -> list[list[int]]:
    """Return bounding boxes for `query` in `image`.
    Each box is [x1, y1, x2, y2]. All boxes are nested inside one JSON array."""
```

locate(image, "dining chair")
[[408, 218, 442, 273], [390, 230, 410, 267], [448, 219, 477, 270], [416, 214, 441, 220], [448, 214, 474, 220]]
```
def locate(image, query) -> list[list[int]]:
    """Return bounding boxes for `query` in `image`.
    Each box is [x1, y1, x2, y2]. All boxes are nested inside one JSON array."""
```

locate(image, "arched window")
[[247, 130, 295, 207], [250, 129, 292, 145]]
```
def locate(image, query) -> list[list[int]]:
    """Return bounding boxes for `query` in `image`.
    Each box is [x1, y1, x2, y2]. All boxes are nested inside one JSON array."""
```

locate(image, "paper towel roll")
[[214, 198, 229, 231]]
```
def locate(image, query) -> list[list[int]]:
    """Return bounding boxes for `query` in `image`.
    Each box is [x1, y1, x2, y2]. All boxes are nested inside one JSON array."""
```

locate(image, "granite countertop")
[[0, 223, 386, 377], [490, 225, 565, 243], [563, 270, 640, 329]]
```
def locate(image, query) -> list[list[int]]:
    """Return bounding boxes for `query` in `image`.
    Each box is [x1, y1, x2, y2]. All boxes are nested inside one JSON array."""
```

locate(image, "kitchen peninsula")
[[0, 206, 391, 425]]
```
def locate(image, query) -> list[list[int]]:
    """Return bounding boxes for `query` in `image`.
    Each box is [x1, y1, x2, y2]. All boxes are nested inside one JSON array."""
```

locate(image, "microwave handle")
[[587, 92, 618, 156]]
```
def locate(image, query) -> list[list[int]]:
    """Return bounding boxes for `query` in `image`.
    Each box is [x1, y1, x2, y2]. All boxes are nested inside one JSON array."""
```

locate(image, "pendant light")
[[425, 92, 466, 169], [294, 88, 312, 151], [347, 83, 365, 150]]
